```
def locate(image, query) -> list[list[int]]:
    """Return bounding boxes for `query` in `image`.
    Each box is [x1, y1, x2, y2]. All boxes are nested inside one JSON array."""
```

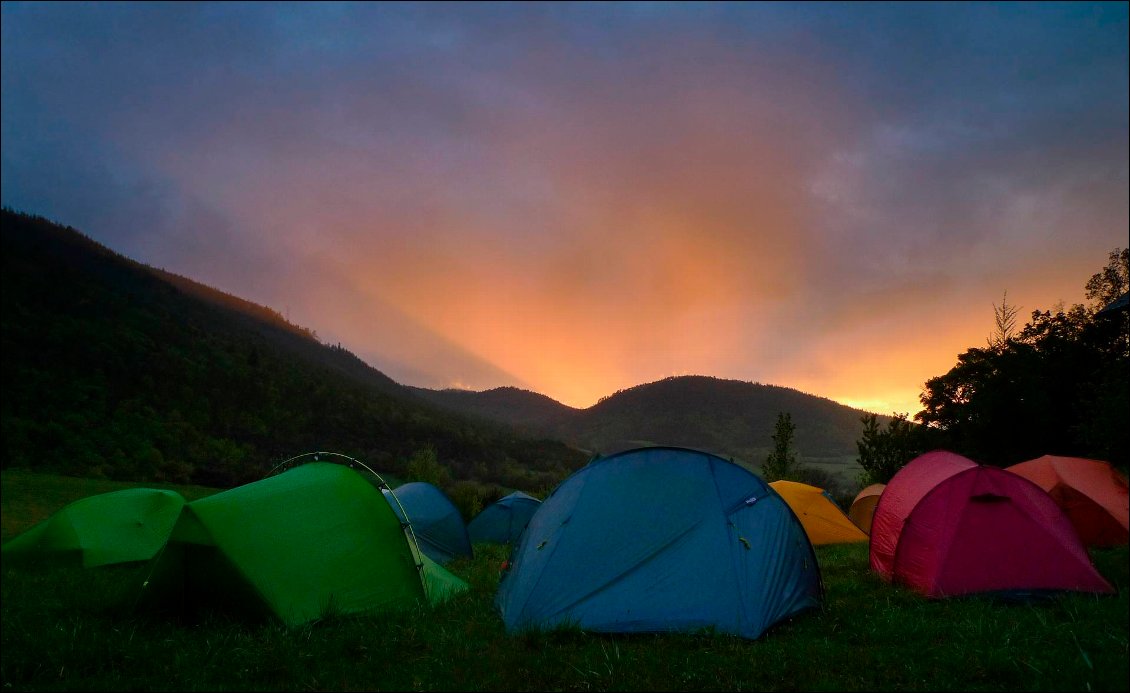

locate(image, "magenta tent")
[[869, 450, 1114, 598]]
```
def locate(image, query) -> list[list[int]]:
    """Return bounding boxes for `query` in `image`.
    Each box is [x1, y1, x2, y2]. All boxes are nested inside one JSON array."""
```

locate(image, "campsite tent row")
[[2, 448, 825, 639], [869, 451, 1116, 598], [2, 464, 470, 626], [847, 456, 1129, 550], [4, 447, 1124, 636]]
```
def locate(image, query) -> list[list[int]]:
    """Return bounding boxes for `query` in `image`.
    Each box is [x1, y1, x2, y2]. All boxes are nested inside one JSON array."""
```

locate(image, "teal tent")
[[382, 481, 473, 564], [496, 446, 822, 639], [137, 462, 467, 626], [467, 491, 541, 546], [2, 488, 185, 568]]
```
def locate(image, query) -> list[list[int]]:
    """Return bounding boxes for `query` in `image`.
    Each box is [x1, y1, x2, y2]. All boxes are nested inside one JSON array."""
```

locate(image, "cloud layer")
[[3, 2, 1126, 412]]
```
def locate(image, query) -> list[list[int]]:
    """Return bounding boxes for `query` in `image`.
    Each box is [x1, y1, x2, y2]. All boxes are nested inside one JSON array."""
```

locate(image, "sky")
[[2, 2, 1127, 414]]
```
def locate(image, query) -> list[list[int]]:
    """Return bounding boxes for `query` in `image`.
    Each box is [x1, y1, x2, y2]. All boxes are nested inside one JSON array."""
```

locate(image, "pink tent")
[[870, 450, 976, 580], [870, 450, 1114, 598]]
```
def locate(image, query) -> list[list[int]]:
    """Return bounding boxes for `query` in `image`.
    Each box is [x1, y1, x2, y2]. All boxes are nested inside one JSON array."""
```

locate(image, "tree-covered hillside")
[[566, 375, 883, 461], [408, 385, 579, 432], [0, 210, 588, 498], [419, 375, 888, 468]]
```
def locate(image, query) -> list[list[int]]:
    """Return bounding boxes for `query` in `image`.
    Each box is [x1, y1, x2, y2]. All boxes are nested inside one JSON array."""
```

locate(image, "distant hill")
[[569, 375, 887, 458], [413, 376, 892, 494], [0, 209, 588, 499], [408, 385, 580, 430]]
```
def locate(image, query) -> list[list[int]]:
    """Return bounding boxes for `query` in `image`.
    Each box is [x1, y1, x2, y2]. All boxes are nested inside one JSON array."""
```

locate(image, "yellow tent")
[[770, 480, 868, 545], [848, 483, 886, 535]]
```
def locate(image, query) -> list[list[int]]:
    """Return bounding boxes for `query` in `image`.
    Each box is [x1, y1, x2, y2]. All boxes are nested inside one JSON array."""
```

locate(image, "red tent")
[[1006, 455, 1129, 547], [870, 450, 1114, 598]]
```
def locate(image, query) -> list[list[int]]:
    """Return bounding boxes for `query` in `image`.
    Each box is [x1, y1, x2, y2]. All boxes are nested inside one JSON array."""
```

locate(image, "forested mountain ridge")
[[572, 375, 886, 459], [0, 209, 588, 496], [407, 385, 581, 430], [415, 376, 889, 471]]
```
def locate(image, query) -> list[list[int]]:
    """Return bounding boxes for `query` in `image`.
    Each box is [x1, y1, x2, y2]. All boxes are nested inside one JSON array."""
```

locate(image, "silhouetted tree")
[[1084, 247, 1129, 310], [856, 413, 925, 485], [987, 291, 1020, 352], [405, 444, 451, 487], [917, 247, 1129, 470], [761, 412, 800, 481]]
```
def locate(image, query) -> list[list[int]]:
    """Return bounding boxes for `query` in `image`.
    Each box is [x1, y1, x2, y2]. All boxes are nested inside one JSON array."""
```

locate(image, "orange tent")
[[770, 480, 868, 545], [1005, 455, 1129, 547], [848, 483, 885, 535]]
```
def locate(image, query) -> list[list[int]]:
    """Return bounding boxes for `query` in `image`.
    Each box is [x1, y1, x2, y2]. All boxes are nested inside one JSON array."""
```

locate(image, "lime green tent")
[[2, 488, 185, 568], [137, 462, 467, 626]]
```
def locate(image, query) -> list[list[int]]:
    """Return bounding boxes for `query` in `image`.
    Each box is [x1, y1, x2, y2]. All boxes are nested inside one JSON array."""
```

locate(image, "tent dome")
[[1006, 455, 1128, 547], [770, 480, 868, 545], [2, 487, 185, 568], [496, 446, 822, 639], [848, 484, 885, 535], [383, 481, 473, 563], [467, 491, 541, 546]]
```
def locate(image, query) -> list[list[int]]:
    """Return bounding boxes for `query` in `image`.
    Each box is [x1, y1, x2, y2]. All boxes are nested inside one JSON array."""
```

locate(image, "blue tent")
[[467, 491, 541, 546], [383, 482, 473, 564], [495, 446, 823, 639]]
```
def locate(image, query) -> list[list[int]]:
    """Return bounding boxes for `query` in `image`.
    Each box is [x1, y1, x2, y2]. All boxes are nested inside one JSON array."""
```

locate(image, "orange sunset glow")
[[2, 3, 1126, 416]]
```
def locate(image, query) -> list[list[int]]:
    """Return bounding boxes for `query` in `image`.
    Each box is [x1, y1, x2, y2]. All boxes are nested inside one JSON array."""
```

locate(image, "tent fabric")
[[871, 451, 1114, 598], [496, 446, 822, 640], [467, 491, 541, 546], [137, 462, 468, 626], [848, 484, 885, 535], [770, 480, 868, 545], [1005, 455, 1129, 547], [1, 488, 185, 568], [382, 482, 473, 564], [870, 450, 978, 580]]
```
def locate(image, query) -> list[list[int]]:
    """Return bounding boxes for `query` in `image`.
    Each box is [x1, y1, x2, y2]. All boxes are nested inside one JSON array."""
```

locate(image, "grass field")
[[2, 470, 1127, 692]]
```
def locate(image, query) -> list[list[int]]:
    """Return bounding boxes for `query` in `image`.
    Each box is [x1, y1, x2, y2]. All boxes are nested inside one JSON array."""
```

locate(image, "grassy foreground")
[[1, 471, 1127, 692]]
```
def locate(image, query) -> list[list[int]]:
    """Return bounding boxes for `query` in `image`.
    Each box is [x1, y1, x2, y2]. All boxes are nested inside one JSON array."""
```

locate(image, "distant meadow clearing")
[[1, 470, 1127, 692]]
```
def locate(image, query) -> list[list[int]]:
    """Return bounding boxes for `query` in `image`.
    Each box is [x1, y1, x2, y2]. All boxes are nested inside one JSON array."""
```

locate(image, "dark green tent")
[[137, 462, 467, 626], [2, 488, 185, 568]]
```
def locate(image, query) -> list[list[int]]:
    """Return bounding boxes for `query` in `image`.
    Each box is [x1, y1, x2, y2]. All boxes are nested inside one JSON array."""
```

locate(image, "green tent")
[[137, 462, 467, 626], [1, 488, 186, 568]]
